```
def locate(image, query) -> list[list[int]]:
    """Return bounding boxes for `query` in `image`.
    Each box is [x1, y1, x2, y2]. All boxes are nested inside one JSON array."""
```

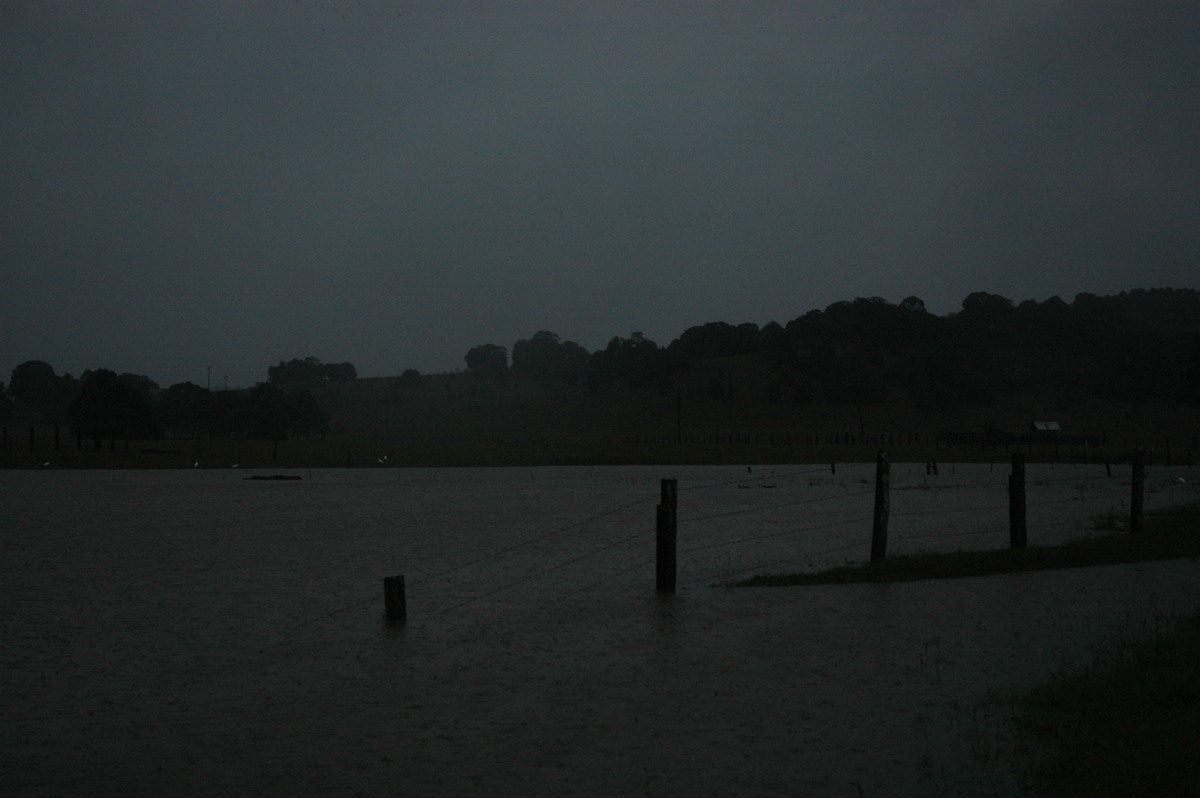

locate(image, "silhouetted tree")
[[464, 344, 508, 379], [156, 382, 214, 437], [268, 357, 322, 384], [267, 356, 356, 384], [70, 369, 159, 440], [588, 332, 670, 388], [511, 331, 590, 384], [398, 368, 422, 386], [8, 360, 77, 423], [960, 292, 1015, 319], [668, 321, 762, 361]]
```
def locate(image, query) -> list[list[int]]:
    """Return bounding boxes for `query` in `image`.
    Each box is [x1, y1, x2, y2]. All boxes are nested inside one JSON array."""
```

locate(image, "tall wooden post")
[[656, 478, 678, 593], [1009, 453, 1027, 549], [1130, 448, 1145, 535], [870, 452, 890, 562], [384, 575, 407, 622]]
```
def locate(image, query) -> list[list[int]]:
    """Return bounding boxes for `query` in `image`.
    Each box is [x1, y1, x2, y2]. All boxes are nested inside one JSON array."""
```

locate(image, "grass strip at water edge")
[[736, 503, 1200, 587]]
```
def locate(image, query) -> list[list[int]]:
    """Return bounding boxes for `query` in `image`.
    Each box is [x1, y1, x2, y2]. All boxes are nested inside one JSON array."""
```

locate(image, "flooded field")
[[3, 463, 1199, 796]]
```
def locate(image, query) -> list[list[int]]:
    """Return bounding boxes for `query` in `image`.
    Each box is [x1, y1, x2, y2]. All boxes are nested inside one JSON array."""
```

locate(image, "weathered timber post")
[[1130, 448, 1145, 535], [384, 575, 407, 622], [1009, 453, 1027, 549], [656, 478, 678, 593], [870, 451, 890, 562]]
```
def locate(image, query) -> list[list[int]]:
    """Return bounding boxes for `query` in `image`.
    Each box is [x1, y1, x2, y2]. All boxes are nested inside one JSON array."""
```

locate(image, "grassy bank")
[[1011, 611, 1200, 796], [735, 505, 1200, 795], [735, 504, 1200, 587]]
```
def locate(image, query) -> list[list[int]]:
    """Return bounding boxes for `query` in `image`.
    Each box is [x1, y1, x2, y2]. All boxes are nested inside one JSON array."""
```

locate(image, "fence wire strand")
[[281, 459, 1195, 630]]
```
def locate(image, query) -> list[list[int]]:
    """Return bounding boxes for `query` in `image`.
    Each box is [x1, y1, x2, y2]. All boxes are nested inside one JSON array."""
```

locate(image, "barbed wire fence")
[[287, 454, 1198, 633]]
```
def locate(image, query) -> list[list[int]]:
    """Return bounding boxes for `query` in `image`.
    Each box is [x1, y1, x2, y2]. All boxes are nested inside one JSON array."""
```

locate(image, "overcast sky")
[[3, 1, 1197, 389]]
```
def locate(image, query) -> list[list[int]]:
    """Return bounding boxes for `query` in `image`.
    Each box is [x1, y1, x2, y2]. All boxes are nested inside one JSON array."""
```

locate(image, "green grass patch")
[[736, 504, 1200, 587], [1011, 612, 1200, 797]]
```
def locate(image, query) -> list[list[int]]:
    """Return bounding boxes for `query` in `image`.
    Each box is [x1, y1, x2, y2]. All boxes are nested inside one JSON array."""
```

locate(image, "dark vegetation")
[[736, 503, 1200, 587], [734, 503, 1200, 795], [1013, 610, 1200, 797], [4, 289, 1200, 465], [2, 361, 330, 446]]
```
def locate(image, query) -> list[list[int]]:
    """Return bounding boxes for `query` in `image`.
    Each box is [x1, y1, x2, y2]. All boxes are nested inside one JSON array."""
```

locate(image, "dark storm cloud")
[[3, 1, 1197, 388]]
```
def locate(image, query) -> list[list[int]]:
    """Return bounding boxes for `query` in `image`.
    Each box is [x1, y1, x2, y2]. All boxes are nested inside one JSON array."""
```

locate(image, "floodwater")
[[3, 463, 1198, 796]]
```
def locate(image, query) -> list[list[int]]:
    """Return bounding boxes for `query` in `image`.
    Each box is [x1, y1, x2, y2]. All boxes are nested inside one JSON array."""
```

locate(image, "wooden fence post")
[[870, 452, 890, 562], [1130, 448, 1145, 535], [656, 478, 678, 593], [1009, 453, 1027, 549], [384, 574, 407, 622]]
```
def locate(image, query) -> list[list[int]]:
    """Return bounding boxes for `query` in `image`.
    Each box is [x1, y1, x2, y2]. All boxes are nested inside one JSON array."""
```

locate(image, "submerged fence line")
[[679, 487, 877, 526], [415, 493, 658, 586], [668, 451, 1196, 589], [287, 487, 663, 629], [676, 465, 832, 494], [422, 453, 1194, 620], [281, 452, 1196, 629], [438, 524, 656, 614]]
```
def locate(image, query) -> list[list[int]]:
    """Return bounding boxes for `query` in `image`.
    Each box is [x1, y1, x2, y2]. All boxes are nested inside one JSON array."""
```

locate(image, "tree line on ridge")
[[4, 289, 1200, 442]]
